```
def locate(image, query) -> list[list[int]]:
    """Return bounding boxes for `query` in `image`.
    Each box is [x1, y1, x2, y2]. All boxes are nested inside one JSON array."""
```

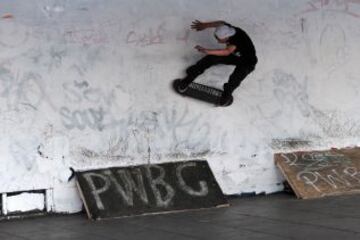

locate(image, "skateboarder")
[[178, 20, 258, 106]]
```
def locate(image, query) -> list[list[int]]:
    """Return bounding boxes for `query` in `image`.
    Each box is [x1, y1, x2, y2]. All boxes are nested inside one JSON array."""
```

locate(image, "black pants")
[[183, 55, 257, 97]]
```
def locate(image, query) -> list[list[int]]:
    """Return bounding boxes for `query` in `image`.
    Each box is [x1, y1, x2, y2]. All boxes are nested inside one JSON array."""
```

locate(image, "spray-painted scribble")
[[82, 161, 211, 211], [126, 23, 166, 47], [272, 69, 311, 117], [126, 22, 191, 47], [0, 64, 56, 112], [278, 151, 360, 195], [2, 14, 14, 19], [75, 103, 228, 166], [60, 107, 105, 131], [272, 138, 312, 150], [60, 79, 123, 131], [311, 109, 360, 138], [64, 28, 109, 45], [176, 29, 191, 43], [281, 151, 352, 172], [255, 68, 360, 139], [320, 24, 348, 71], [300, 0, 360, 19]]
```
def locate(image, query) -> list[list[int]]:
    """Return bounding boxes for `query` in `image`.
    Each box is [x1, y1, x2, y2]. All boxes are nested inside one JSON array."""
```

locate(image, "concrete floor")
[[1, 193, 360, 240]]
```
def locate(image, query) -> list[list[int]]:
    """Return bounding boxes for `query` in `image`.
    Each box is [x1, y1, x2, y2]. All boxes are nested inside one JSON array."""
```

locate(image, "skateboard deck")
[[173, 79, 233, 106]]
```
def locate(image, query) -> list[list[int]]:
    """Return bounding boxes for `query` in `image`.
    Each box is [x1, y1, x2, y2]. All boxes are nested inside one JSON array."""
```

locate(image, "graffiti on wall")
[[299, 0, 360, 18], [75, 103, 228, 165], [125, 22, 191, 47], [278, 151, 360, 196]]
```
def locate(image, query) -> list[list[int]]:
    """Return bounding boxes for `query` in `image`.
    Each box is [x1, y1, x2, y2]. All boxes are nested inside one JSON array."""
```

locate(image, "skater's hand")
[[191, 20, 208, 31], [195, 45, 207, 53]]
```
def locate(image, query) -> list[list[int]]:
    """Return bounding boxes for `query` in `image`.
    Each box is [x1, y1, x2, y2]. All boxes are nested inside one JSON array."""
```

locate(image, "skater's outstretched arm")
[[191, 20, 226, 31], [195, 45, 236, 56]]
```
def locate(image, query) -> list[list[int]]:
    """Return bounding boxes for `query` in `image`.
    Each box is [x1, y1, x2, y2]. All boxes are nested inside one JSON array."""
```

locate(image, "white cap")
[[214, 25, 236, 39]]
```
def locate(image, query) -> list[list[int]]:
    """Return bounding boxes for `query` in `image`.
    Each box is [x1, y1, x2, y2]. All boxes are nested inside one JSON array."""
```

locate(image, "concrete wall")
[[1, 0, 360, 213]]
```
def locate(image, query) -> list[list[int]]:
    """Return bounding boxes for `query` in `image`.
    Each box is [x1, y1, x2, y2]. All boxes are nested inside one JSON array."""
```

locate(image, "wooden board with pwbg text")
[[275, 147, 360, 199], [76, 160, 228, 220]]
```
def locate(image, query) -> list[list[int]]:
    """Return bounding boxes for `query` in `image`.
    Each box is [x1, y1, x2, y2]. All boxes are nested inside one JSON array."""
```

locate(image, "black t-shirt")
[[225, 23, 257, 63]]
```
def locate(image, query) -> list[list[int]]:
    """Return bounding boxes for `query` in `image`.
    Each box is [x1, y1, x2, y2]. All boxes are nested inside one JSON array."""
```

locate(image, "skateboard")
[[173, 79, 233, 106]]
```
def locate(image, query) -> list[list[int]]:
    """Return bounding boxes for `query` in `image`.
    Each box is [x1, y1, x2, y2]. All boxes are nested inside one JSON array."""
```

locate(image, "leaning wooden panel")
[[75, 160, 228, 220], [275, 148, 360, 199]]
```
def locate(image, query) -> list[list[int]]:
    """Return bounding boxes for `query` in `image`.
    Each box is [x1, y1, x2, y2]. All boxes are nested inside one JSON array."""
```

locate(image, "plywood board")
[[76, 160, 228, 220], [275, 147, 360, 199]]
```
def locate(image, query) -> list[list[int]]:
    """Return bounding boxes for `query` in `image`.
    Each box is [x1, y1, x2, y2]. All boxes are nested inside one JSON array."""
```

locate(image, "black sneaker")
[[219, 94, 233, 107], [177, 80, 189, 93]]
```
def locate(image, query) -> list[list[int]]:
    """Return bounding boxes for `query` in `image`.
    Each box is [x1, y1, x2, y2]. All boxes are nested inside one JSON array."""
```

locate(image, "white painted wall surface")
[[0, 0, 360, 213]]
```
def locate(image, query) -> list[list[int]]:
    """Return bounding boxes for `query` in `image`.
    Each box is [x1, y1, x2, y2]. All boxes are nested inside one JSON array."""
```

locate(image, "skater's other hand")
[[191, 20, 207, 31]]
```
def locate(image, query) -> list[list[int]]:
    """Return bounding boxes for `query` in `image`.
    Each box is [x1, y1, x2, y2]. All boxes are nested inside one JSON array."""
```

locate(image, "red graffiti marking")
[[126, 23, 192, 47], [300, 0, 360, 18], [64, 28, 108, 45], [126, 23, 165, 47], [2, 13, 14, 19], [176, 29, 191, 43]]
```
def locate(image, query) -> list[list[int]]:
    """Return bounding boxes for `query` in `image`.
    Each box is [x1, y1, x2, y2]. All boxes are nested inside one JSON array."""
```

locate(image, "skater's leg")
[[179, 55, 226, 90], [221, 64, 255, 106]]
